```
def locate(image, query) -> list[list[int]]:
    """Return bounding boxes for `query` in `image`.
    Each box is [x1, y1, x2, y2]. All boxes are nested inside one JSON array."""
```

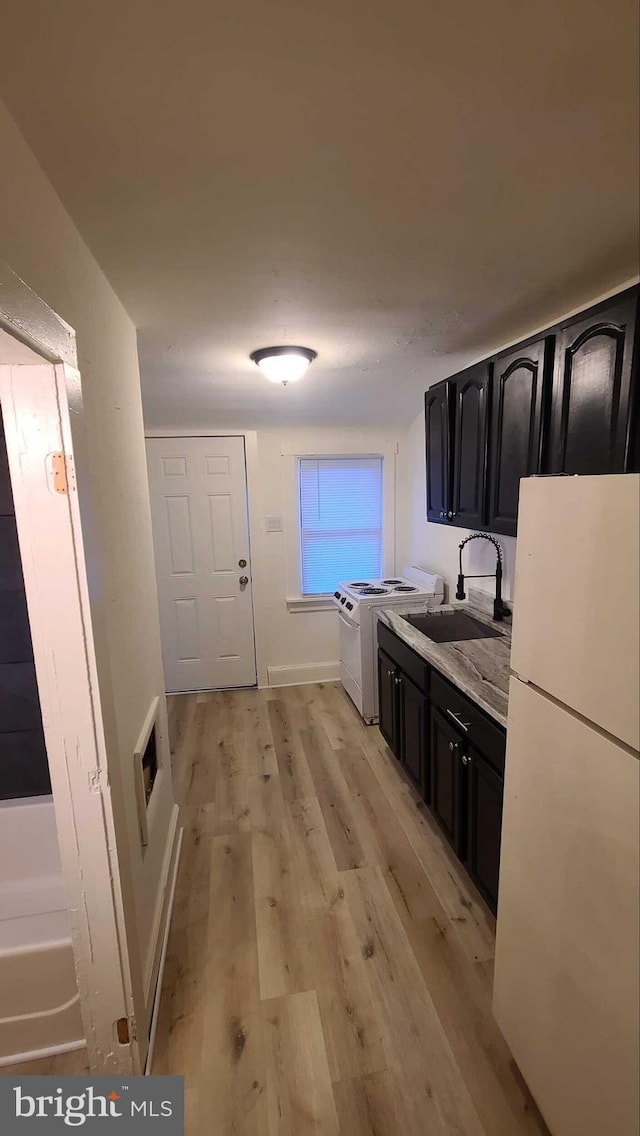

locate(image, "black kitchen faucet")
[[455, 533, 510, 622]]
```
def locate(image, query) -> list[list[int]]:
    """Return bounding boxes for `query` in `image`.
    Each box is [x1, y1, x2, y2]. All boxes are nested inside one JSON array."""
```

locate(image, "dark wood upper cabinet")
[[424, 381, 451, 524], [425, 286, 638, 537], [487, 337, 553, 537], [548, 288, 639, 475], [450, 362, 490, 530]]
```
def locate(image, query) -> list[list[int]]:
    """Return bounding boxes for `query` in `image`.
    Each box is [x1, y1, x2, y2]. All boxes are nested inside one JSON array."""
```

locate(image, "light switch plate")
[[266, 515, 283, 532]]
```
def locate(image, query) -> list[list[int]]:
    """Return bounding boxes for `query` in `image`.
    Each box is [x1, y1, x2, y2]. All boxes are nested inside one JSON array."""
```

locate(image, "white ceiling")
[[0, 0, 638, 427]]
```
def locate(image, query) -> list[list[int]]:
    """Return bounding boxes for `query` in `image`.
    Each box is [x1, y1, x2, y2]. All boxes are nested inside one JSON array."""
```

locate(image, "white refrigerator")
[[493, 474, 640, 1136]]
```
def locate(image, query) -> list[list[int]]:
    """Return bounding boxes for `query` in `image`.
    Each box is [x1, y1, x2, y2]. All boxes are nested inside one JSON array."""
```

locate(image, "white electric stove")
[[332, 566, 444, 723]]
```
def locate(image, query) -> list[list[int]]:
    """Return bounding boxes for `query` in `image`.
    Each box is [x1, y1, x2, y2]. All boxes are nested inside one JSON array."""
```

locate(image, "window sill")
[[286, 595, 335, 613]]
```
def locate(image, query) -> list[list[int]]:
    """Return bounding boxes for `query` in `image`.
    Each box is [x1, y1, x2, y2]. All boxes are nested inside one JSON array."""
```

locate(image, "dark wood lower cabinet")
[[378, 626, 505, 914], [466, 746, 503, 912], [377, 648, 397, 753], [430, 708, 465, 858], [377, 647, 428, 796], [398, 672, 428, 796]]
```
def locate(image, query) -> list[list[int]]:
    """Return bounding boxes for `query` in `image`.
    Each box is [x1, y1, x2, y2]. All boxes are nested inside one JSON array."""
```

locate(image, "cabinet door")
[[399, 673, 428, 797], [430, 708, 465, 856], [425, 381, 451, 523], [487, 337, 553, 537], [450, 362, 490, 529], [548, 288, 639, 475], [377, 649, 398, 755], [466, 747, 503, 913]]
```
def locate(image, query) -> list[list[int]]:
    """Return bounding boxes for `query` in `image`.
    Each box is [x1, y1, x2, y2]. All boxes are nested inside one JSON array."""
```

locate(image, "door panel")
[[425, 382, 451, 523], [430, 707, 465, 855], [399, 673, 427, 795], [147, 436, 256, 692], [488, 338, 552, 536], [548, 289, 638, 474], [377, 649, 397, 754], [466, 746, 503, 913], [450, 362, 490, 529]]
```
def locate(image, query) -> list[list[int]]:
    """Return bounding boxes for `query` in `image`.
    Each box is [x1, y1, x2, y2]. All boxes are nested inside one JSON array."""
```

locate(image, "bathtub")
[[0, 797, 84, 1065]]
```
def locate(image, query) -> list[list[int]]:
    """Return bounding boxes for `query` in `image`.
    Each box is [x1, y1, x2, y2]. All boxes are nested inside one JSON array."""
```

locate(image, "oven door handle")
[[338, 610, 359, 631]]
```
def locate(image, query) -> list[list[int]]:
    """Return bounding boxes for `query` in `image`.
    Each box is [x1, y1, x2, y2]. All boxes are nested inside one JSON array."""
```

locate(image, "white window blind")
[[299, 457, 383, 595]]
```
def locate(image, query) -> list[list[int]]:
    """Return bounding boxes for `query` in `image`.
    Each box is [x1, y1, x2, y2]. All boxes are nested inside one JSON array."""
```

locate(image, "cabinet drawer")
[[431, 672, 505, 775], [377, 622, 429, 693]]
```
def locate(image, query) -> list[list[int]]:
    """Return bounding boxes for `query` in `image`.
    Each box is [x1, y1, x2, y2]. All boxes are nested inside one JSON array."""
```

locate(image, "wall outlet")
[[266, 515, 283, 532]]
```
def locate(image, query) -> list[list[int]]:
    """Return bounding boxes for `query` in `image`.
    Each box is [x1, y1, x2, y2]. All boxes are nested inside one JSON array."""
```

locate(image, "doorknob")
[[239, 558, 247, 568], [239, 575, 249, 587]]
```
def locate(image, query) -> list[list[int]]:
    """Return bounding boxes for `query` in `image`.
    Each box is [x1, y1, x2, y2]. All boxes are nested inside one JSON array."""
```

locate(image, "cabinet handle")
[[448, 740, 457, 752], [439, 510, 445, 517], [446, 708, 471, 732], [394, 676, 401, 686], [461, 753, 471, 766], [447, 510, 454, 519]]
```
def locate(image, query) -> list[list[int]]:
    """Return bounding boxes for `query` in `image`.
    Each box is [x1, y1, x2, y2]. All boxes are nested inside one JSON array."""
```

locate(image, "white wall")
[[0, 100, 176, 1019]]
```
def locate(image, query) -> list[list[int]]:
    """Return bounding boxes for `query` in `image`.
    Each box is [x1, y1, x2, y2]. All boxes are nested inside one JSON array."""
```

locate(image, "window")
[[299, 456, 383, 595]]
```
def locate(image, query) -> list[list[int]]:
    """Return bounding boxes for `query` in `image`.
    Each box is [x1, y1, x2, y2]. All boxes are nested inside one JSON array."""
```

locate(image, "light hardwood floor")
[[154, 681, 549, 1136]]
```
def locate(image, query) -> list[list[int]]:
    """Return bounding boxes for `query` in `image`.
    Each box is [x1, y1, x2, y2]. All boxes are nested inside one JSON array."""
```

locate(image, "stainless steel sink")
[[402, 611, 503, 643]]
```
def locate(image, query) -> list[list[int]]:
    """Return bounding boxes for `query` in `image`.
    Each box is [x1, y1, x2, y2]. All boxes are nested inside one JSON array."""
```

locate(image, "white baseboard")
[[144, 804, 181, 1006], [145, 823, 183, 1074], [265, 661, 340, 687]]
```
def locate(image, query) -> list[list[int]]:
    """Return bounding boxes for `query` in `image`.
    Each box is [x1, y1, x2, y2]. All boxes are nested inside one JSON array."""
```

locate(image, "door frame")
[[0, 264, 143, 1073], [146, 430, 267, 687]]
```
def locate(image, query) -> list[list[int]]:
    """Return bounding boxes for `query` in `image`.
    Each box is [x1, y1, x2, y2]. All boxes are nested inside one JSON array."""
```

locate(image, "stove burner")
[[359, 586, 389, 595], [382, 578, 403, 585], [394, 584, 417, 592], [349, 581, 370, 588]]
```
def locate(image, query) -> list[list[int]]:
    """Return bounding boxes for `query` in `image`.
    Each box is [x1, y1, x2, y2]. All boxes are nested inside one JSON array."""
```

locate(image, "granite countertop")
[[376, 589, 511, 729]]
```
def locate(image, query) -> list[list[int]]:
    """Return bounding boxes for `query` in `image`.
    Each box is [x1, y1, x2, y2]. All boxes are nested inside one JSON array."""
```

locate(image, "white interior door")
[[1, 359, 146, 1073], [147, 436, 256, 692]]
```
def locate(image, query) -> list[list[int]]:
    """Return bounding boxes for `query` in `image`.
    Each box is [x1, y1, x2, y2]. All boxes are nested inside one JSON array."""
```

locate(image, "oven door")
[[338, 609, 363, 688]]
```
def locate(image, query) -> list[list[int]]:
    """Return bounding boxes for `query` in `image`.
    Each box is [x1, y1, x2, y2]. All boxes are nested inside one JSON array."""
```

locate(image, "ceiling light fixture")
[[250, 345, 317, 385]]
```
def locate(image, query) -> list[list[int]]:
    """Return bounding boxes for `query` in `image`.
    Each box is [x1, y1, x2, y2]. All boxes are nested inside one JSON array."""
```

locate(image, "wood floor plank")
[[333, 1070, 403, 1136], [285, 795, 340, 908], [342, 865, 486, 1136], [300, 725, 371, 870], [305, 909, 387, 1085], [228, 687, 278, 777], [268, 699, 316, 801], [197, 831, 268, 1136], [251, 769, 309, 999], [339, 740, 447, 926], [262, 989, 339, 1136]]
